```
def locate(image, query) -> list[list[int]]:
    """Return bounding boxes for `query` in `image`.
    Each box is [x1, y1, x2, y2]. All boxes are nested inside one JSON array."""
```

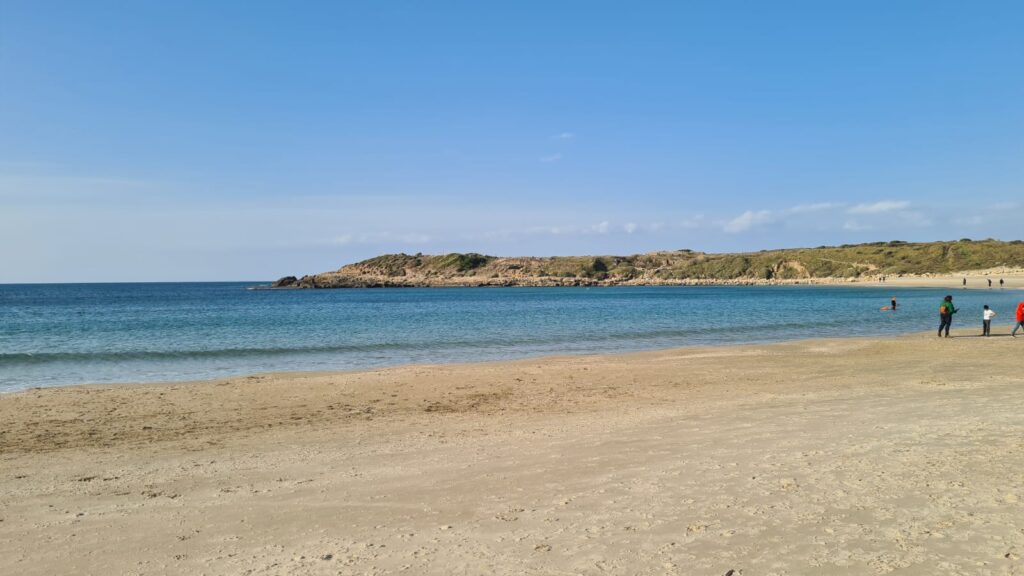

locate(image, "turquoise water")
[[1, 283, 1021, 392]]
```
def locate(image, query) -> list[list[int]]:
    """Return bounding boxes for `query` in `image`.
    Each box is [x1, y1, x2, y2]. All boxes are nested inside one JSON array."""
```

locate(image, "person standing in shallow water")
[[891, 296, 897, 311], [939, 295, 957, 337]]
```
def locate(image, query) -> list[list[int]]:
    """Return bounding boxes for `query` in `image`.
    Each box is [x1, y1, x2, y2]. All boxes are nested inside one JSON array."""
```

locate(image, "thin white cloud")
[[847, 200, 911, 215], [842, 220, 872, 231], [528, 225, 566, 235], [723, 210, 774, 233], [717, 200, 933, 234], [551, 132, 574, 140], [540, 153, 562, 163], [789, 202, 845, 214], [524, 220, 665, 237], [526, 224, 582, 236], [723, 203, 845, 233]]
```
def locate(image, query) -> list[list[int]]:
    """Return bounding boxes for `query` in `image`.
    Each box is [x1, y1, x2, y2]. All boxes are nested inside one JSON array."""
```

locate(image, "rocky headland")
[[271, 239, 1024, 289]]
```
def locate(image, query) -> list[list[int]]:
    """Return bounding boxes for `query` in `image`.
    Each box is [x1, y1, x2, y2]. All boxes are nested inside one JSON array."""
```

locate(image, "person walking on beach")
[[1001, 278, 1005, 288], [988, 278, 993, 288], [963, 278, 967, 288], [1013, 302, 1024, 337], [939, 295, 957, 337], [982, 305, 996, 337]]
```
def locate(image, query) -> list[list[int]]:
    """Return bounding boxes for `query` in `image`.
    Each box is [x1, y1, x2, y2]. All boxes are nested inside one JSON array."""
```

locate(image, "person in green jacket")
[[938, 295, 958, 337]]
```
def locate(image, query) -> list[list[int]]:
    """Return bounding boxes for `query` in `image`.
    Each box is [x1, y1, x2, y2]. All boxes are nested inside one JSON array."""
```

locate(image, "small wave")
[[0, 319, 836, 367], [0, 344, 412, 365]]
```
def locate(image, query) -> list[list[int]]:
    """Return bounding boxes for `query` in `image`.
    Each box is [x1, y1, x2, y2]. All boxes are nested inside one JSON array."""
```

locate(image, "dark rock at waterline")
[[271, 276, 298, 288]]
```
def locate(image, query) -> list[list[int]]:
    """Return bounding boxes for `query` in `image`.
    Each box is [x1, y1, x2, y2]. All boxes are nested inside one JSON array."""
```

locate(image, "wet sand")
[[3, 329, 1024, 575]]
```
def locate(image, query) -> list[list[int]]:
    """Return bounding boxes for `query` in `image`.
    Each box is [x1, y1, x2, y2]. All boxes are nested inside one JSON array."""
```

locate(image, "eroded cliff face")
[[271, 239, 1024, 289]]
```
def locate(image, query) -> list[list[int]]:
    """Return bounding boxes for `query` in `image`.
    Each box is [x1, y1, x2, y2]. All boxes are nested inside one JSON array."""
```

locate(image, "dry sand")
[[3, 329, 1024, 575], [852, 268, 1024, 289]]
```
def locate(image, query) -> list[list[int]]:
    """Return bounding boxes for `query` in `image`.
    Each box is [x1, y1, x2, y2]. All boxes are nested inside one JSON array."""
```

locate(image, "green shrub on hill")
[[432, 253, 492, 272]]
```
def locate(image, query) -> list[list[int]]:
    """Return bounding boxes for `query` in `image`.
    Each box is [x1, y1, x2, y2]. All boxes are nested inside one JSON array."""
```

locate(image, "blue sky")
[[1, 1, 1022, 282]]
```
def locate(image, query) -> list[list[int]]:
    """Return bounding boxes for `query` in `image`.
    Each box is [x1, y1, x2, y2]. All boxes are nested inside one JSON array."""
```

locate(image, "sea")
[[1, 282, 1021, 393]]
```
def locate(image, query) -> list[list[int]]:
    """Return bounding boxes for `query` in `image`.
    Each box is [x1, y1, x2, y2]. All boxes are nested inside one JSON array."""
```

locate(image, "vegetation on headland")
[[272, 239, 1024, 288]]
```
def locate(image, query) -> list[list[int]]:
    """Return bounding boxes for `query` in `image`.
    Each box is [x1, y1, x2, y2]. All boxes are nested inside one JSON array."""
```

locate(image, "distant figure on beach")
[[939, 295, 958, 338], [982, 305, 996, 337], [1014, 302, 1024, 337], [963, 278, 967, 288], [1001, 278, 1005, 288], [988, 278, 993, 288]]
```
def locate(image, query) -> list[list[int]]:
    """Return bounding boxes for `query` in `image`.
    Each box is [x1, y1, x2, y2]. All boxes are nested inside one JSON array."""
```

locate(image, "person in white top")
[[982, 305, 997, 337]]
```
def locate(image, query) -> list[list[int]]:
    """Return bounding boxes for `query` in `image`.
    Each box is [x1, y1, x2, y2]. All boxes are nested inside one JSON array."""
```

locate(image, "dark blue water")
[[1, 283, 1021, 392]]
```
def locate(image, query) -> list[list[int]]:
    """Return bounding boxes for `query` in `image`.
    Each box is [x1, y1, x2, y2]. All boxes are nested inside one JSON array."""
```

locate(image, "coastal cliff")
[[274, 239, 1024, 288]]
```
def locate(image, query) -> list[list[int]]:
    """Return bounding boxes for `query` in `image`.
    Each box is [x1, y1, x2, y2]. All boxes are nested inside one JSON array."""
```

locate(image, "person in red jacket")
[[1013, 302, 1024, 337]]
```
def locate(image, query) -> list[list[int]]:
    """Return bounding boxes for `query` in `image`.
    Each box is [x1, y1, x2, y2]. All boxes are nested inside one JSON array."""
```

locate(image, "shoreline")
[[4, 327, 1023, 447], [7, 327, 1023, 450], [4, 331, 1024, 574], [1, 332, 893, 398], [6, 297, 1024, 396]]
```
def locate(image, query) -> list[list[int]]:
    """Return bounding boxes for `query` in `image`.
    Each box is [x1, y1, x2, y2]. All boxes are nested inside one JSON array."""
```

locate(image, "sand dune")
[[3, 330, 1024, 575]]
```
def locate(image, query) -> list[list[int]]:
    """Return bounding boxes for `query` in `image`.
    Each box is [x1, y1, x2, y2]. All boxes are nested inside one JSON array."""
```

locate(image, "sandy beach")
[[853, 268, 1024, 289], [3, 328, 1024, 575]]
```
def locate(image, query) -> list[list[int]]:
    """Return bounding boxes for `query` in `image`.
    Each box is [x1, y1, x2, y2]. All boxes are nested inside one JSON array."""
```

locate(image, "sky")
[[1, 1, 1022, 282]]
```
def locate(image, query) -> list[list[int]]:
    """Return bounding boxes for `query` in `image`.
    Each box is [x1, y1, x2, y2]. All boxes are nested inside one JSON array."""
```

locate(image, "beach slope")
[[3, 331, 1024, 575]]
